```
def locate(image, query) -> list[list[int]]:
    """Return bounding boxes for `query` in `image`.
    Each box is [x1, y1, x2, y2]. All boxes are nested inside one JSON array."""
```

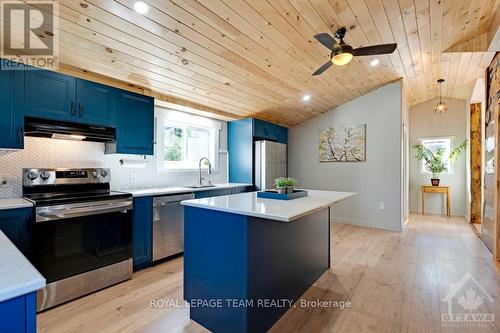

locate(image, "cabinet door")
[[132, 196, 152, 270], [194, 188, 233, 199], [76, 79, 116, 127], [253, 119, 277, 141], [0, 208, 32, 256], [25, 70, 76, 122], [0, 63, 24, 149], [232, 186, 253, 194], [276, 125, 288, 144], [114, 91, 154, 155], [228, 119, 254, 183]]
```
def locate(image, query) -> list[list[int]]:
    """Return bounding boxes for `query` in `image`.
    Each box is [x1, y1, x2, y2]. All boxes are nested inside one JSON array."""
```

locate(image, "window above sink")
[[155, 108, 222, 172]]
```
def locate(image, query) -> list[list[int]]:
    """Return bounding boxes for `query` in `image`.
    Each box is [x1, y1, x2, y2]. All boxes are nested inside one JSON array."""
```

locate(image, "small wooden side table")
[[421, 186, 451, 217]]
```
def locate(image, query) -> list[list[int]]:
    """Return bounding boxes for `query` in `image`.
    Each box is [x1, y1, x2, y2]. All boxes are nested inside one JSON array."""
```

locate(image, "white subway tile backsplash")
[[0, 137, 227, 199]]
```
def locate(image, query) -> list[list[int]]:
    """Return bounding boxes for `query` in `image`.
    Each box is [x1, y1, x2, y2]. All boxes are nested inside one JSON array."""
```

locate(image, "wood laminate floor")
[[37, 214, 500, 333]]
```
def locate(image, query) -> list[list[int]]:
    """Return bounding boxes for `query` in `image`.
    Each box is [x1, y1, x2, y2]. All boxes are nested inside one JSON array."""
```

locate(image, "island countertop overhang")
[[181, 190, 356, 222]]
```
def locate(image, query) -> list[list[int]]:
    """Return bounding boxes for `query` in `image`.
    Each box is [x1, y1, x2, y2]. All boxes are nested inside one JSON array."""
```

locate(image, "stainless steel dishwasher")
[[152, 193, 195, 261]]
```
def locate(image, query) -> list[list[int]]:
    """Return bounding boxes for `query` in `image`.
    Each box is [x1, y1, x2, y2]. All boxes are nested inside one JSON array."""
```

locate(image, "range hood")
[[24, 117, 116, 143]]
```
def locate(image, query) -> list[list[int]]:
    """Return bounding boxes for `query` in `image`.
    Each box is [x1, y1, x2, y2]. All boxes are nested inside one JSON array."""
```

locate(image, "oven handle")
[[36, 200, 133, 222]]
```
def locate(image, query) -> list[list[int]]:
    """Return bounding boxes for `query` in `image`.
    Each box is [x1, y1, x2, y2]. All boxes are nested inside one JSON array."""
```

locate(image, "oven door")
[[32, 198, 133, 283]]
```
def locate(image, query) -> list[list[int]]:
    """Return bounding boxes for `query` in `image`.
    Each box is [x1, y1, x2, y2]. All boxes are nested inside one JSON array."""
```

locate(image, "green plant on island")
[[274, 177, 288, 188]]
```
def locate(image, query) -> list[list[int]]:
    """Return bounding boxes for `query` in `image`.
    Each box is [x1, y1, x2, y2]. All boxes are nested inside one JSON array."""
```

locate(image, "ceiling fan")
[[312, 27, 397, 76]]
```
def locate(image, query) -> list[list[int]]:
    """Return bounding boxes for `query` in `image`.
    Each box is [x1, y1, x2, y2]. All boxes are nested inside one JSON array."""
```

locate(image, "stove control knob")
[[27, 172, 38, 181], [100, 170, 108, 177], [92, 171, 99, 178], [40, 172, 51, 180]]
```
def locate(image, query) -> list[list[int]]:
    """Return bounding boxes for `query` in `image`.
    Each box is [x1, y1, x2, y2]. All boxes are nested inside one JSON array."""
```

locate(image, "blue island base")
[[184, 207, 330, 333]]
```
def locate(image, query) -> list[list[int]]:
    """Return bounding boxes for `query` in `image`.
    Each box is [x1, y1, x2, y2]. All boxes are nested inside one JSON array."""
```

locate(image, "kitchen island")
[[181, 190, 355, 333]]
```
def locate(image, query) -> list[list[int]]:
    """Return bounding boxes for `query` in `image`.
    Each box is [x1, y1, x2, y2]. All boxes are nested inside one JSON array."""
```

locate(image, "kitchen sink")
[[185, 185, 216, 189]]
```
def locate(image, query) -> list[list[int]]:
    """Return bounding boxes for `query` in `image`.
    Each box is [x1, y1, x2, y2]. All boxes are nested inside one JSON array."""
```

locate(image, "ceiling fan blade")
[[312, 60, 333, 76], [352, 43, 397, 56], [314, 33, 337, 50]]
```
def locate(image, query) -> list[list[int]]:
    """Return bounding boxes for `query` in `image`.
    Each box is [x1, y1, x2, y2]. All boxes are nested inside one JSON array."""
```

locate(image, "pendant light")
[[434, 79, 448, 114]]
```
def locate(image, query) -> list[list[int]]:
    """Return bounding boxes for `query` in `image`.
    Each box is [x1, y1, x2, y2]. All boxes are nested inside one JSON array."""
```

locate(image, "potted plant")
[[274, 177, 297, 194], [414, 140, 467, 186]]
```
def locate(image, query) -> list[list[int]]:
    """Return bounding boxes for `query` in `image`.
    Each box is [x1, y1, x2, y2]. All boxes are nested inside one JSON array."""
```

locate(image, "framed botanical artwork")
[[319, 124, 366, 162]]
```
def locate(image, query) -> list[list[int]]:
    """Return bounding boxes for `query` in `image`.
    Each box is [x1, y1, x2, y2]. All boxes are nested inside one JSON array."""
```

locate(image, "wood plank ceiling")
[[5, 0, 500, 126]]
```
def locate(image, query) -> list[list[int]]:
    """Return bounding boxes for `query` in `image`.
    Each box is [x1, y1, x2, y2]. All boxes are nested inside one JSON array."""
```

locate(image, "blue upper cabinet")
[[25, 70, 77, 122], [0, 62, 25, 149], [76, 79, 116, 127], [253, 119, 277, 141], [275, 125, 288, 144], [106, 90, 154, 155], [253, 119, 287, 143], [25, 68, 117, 127]]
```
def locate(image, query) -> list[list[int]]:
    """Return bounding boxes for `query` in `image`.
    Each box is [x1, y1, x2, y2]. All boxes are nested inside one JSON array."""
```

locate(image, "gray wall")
[[288, 81, 404, 232], [409, 98, 467, 216]]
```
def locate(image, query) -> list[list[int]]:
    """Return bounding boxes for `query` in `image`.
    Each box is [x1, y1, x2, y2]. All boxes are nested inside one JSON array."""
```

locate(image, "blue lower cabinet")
[[194, 188, 233, 199], [0, 292, 36, 333], [132, 196, 152, 270], [231, 186, 254, 194], [0, 208, 33, 257]]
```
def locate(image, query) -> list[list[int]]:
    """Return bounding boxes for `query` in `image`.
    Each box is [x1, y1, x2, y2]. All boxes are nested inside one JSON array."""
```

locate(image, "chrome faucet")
[[198, 157, 212, 186]]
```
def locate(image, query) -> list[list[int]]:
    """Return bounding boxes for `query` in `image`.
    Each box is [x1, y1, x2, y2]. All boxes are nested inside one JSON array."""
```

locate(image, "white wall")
[[289, 81, 404, 232], [0, 116, 228, 199], [409, 98, 467, 216]]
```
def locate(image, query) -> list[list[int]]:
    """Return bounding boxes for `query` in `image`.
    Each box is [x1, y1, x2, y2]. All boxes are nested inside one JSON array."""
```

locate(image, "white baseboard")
[[409, 209, 466, 217], [331, 217, 402, 232]]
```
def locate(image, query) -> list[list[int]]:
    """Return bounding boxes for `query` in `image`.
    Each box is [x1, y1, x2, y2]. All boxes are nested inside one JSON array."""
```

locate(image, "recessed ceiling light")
[[370, 58, 380, 67], [302, 94, 311, 102], [133, 1, 149, 14]]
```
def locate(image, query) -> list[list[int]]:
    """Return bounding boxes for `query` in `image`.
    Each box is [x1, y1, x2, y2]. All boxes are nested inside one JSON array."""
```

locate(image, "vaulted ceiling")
[[5, 0, 499, 126]]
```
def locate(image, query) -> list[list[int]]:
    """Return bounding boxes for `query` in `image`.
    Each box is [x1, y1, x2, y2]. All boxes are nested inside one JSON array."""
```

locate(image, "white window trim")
[[155, 107, 222, 173], [418, 136, 457, 175]]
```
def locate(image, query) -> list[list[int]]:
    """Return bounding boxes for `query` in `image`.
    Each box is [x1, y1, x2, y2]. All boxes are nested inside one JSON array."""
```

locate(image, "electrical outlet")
[[130, 173, 137, 183], [379, 202, 385, 210]]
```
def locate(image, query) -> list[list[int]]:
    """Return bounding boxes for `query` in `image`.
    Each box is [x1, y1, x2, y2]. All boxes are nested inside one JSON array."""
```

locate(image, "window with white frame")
[[419, 137, 452, 174], [155, 108, 221, 171]]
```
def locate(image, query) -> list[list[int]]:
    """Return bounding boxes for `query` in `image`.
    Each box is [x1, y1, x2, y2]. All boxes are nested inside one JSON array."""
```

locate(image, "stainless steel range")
[[22, 168, 133, 312]]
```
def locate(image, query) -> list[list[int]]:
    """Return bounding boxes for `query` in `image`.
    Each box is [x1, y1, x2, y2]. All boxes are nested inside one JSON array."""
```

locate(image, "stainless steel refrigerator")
[[254, 140, 287, 190]]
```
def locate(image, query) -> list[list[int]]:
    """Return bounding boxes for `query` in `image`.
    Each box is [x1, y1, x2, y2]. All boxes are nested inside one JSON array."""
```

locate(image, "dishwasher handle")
[[153, 193, 195, 207]]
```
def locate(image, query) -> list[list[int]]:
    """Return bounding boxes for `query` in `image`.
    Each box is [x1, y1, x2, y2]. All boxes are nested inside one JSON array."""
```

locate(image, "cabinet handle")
[[19, 126, 23, 144], [78, 103, 84, 117], [70, 101, 76, 116]]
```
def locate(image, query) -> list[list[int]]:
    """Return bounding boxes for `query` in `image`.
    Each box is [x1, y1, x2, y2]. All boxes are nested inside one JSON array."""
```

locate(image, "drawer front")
[[423, 186, 447, 193]]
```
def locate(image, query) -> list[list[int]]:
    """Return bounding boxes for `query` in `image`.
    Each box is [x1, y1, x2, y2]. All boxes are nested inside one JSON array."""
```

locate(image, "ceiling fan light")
[[331, 52, 353, 66]]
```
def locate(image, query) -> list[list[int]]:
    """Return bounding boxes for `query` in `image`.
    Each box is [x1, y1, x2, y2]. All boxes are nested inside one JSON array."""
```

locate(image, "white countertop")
[[0, 198, 33, 211], [119, 183, 252, 197], [0, 230, 45, 303], [181, 190, 356, 222]]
